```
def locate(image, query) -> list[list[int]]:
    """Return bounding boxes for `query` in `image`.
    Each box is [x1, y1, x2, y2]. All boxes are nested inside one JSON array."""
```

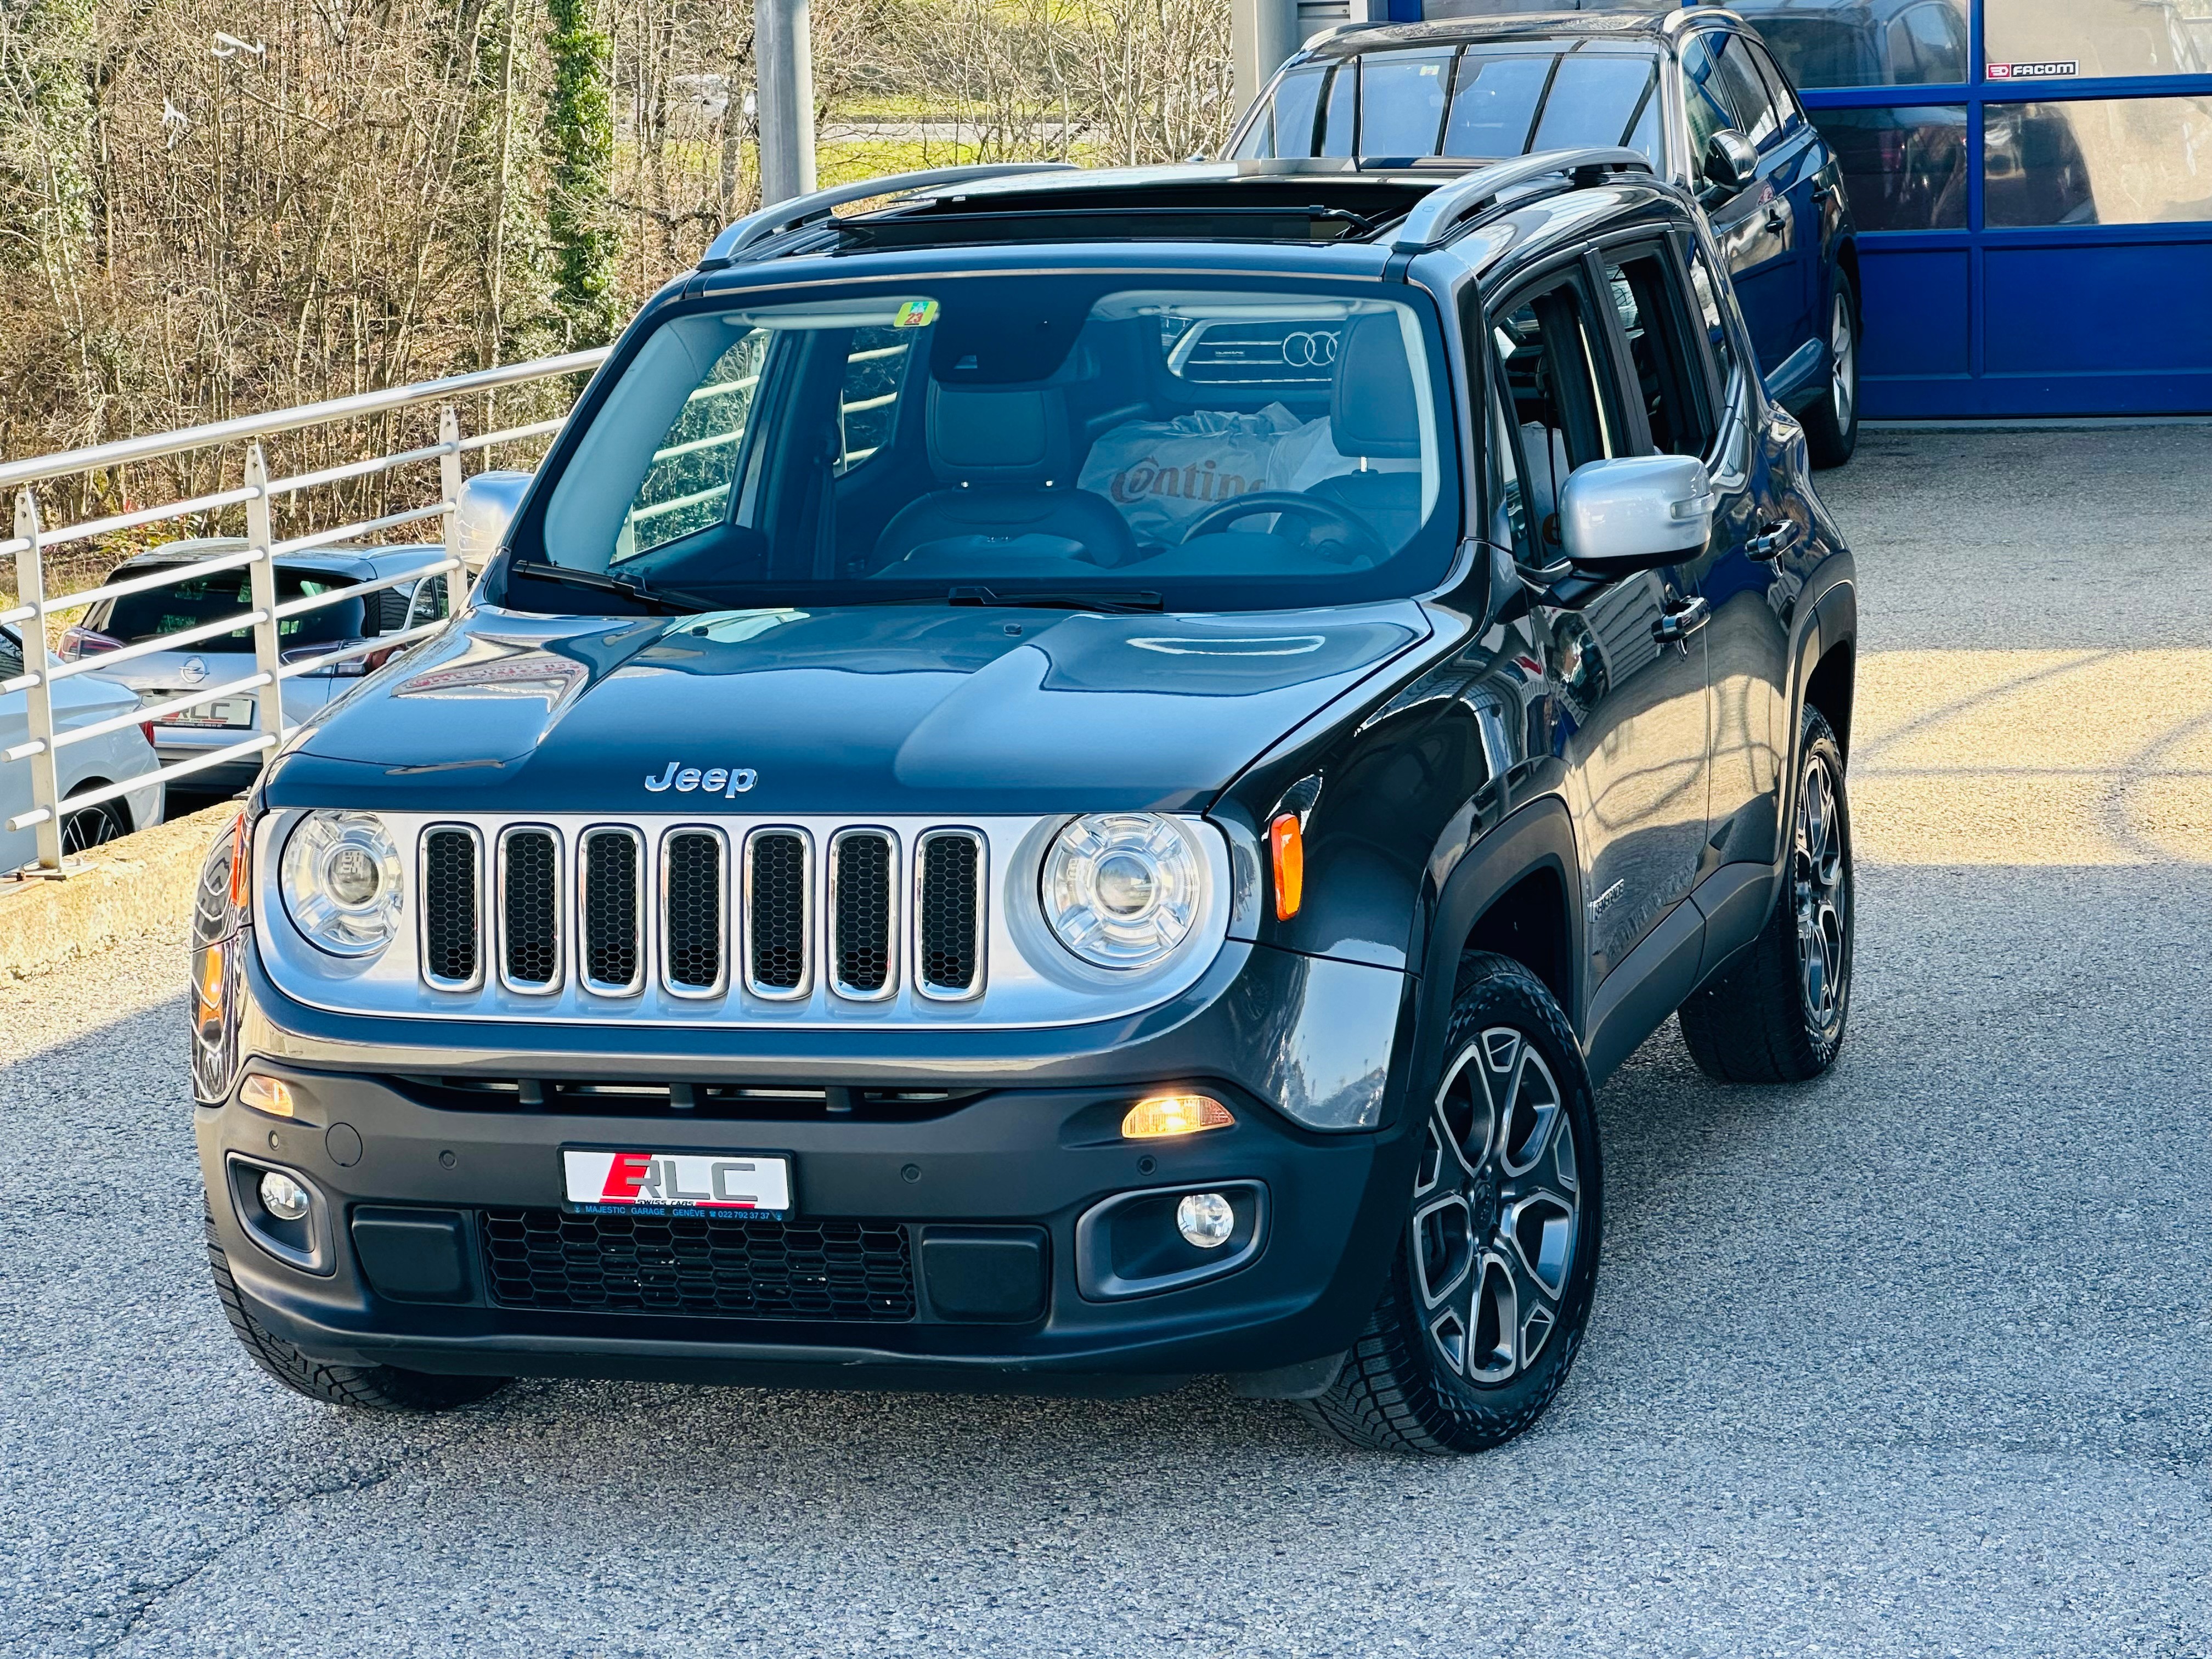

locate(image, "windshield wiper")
[[506, 560, 719, 616], [947, 585, 1163, 614]]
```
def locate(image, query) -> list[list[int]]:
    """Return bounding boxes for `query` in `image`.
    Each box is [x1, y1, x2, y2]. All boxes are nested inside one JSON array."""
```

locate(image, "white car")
[[0, 620, 165, 868]]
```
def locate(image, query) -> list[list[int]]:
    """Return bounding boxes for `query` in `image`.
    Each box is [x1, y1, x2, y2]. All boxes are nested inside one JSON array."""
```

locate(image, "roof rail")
[[1390, 147, 1655, 255], [697, 163, 1081, 268]]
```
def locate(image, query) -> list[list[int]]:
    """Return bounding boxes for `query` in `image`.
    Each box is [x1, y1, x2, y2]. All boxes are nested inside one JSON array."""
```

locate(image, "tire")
[[1297, 953, 1602, 1455], [204, 1205, 510, 1412], [60, 797, 128, 855], [1799, 272, 1860, 470], [1678, 706, 1854, 1084]]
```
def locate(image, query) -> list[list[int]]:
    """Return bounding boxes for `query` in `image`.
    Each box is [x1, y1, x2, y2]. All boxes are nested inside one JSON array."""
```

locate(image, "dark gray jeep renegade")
[[191, 149, 1858, 1454]]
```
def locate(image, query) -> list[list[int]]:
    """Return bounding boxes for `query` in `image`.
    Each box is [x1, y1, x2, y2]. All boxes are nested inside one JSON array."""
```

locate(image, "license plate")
[[160, 698, 247, 729], [561, 1148, 792, 1214]]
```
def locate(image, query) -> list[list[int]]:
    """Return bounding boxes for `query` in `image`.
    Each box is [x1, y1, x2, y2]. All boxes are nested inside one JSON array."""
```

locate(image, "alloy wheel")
[[1830, 292, 1857, 432], [1413, 1027, 1581, 1387], [60, 803, 127, 856], [1795, 754, 1848, 1035]]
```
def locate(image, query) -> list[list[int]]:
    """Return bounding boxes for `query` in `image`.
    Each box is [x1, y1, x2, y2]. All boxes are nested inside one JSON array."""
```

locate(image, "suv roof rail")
[[1390, 146, 1655, 254], [697, 162, 1081, 268]]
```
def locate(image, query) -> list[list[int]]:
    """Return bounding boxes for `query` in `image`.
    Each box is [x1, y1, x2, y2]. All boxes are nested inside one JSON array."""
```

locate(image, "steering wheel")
[[1176, 491, 1392, 566]]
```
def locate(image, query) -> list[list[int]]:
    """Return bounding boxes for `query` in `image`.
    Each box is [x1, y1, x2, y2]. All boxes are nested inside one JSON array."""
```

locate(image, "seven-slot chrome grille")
[[422, 821, 986, 1006]]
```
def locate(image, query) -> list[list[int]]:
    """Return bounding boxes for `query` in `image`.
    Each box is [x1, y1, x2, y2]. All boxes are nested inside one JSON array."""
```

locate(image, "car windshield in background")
[[519, 274, 1457, 614], [99, 568, 367, 648], [1233, 44, 1662, 165]]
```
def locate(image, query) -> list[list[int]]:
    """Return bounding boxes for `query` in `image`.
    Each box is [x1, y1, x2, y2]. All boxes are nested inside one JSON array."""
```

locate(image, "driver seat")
[[1306, 313, 1424, 550], [872, 382, 1138, 575]]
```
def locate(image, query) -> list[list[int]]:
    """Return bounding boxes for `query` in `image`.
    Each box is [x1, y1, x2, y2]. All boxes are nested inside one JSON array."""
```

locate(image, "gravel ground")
[[4, 428, 2210, 1657]]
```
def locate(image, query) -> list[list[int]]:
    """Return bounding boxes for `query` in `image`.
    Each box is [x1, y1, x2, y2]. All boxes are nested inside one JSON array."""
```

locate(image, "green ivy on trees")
[[544, 0, 622, 346]]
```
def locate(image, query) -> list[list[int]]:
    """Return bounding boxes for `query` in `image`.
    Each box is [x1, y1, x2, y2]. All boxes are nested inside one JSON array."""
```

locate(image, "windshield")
[[1233, 45, 1663, 165], [514, 274, 1458, 614]]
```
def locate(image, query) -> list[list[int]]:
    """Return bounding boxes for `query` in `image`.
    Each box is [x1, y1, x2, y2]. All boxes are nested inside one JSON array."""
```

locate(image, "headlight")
[[279, 810, 404, 957], [1041, 813, 1202, 968]]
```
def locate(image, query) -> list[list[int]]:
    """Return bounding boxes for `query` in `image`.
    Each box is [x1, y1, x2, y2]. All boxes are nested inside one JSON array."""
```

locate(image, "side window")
[[1713, 33, 1784, 148], [1601, 246, 1718, 459], [616, 330, 770, 562], [406, 573, 449, 630], [0, 624, 23, 680], [1492, 277, 1620, 558], [1233, 64, 1326, 159], [1684, 240, 1742, 398], [1320, 61, 1356, 157], [1747, 41, 1804, 131], [834, 326, 915, 476], [1679, 35, 1740, 160]]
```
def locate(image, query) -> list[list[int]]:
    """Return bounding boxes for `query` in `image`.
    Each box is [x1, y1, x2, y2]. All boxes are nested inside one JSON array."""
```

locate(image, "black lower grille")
[[581, 828, 641, 991], [663, 830, 724, 991], [481, 1209, 915, 1320], [421, 828, 479, 986], [832, 831, 893, 995], [501, 829, 559, 987], [746, 830, 809, 994], [918, 831, 983, 994]]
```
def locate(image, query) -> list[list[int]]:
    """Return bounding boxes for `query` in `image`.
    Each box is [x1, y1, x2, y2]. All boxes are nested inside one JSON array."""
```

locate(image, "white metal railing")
[[2, 348, 610, 876]]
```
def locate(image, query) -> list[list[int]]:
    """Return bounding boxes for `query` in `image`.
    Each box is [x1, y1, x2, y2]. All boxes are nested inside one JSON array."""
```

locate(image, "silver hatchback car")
[[61, 539, 455, 794]]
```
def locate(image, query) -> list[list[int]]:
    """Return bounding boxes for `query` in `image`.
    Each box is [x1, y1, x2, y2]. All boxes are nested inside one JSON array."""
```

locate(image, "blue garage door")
[[1761, 0, 2212, 417]]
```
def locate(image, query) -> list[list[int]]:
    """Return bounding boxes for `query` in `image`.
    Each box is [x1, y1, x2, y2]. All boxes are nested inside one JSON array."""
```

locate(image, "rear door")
[[1490, 264, 1711, 990]]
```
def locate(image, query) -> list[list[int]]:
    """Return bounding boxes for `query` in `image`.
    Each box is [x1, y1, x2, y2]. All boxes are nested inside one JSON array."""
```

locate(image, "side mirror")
[[1701, 129, 1759, 198], [1558, 455, 1716, 574], [448, 469, 532, 576]]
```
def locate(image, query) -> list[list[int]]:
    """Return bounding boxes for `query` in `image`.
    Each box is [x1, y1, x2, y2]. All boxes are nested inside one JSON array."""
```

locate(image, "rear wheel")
[[1801, 274, 1860, 470], [205, 1205, 510, 1412], [1678, 706, 1854, 1083], [1297, 953, 1601, 1455], [60, 798, 128, 855]]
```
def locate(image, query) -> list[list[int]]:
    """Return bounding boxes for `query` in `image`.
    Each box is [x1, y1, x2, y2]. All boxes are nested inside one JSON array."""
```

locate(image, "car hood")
[[267, 601, 1432, 815]]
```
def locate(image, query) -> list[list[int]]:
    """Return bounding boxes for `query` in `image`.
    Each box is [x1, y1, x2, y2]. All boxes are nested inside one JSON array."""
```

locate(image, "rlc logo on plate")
[[1987, 60, 2077, 78], [563, 1149, 793, 1211]]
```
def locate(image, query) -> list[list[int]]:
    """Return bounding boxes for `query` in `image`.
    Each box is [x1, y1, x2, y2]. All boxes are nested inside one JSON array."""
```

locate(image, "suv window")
[[1745, 39, 1804, 131], [616, 330, 770, 561], [1679, 34, 1741, 159], [834, 326, 917, 476], [1600, 245, 1716, 459], [1494, 275, 1621, 557], [97, 567, 367, 648], [1684, 240, 1742, 397], [0, 622, 22, 680], [1710, 33, 1784, 148]]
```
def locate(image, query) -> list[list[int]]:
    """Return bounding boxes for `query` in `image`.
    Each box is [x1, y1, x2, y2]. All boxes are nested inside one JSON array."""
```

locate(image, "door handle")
[[1652, 595, 1711, 650], [1748, 518, 1802, 562], [1765, 202, 1790, 233]]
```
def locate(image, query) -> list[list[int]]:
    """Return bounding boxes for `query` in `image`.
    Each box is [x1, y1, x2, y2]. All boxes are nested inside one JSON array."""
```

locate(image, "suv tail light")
[[280, 640, 403, 678], [57, 625, 122, 662]]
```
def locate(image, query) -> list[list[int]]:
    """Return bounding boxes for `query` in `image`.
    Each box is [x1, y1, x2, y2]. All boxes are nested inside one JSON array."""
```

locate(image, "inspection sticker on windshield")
[[561, 1149, 792, 1214], [891, 298, 939, 329]]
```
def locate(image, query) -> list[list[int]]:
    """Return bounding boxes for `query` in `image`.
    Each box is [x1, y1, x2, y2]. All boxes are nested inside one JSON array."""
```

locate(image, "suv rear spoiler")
[[1391, 146, 1654, 254]]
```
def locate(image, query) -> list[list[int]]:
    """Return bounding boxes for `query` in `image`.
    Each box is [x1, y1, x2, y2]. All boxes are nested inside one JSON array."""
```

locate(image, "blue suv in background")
[[1230, 5, 1864, 466]]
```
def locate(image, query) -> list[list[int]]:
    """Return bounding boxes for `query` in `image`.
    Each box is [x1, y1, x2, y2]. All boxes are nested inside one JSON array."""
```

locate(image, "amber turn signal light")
[[239, 1074, 296, 1119], [1269, 812, 1304, 921], [1121, 1093, 1235, 1139]]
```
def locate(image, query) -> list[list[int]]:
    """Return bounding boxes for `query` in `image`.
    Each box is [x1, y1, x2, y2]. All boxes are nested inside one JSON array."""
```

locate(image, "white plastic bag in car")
[[1080, 403, 1330, 543]]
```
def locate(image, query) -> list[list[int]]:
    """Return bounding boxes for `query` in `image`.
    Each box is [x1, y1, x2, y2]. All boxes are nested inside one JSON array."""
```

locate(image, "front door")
[[1492, 267, 1712, 992]]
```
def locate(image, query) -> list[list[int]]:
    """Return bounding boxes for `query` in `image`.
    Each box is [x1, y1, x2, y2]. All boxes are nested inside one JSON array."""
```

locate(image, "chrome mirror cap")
[[449, 470, 532, 575], [1558, 454, 1716, 573]]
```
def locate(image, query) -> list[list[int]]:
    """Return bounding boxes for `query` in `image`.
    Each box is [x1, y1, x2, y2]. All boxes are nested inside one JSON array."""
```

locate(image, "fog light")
[[1175, 1191, 1235, 1249], [259, 1170, 311, 1222], [239, 1074, 295, 1119], [1122, 1093, 1234, 1139]]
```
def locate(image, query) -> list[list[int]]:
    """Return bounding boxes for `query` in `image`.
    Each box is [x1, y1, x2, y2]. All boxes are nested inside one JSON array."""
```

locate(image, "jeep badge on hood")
[[644, 760, 758, 797]]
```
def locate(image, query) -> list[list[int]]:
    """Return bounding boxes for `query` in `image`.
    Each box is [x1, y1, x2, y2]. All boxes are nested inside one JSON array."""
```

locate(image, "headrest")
[[928, 381, 1076, 487], [1330, 313, 1421, 461]]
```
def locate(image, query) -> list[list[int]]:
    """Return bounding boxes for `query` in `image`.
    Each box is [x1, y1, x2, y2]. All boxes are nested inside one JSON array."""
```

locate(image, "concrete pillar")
[[755, 0, 816, 207], [1232, 0, 1304, 119]]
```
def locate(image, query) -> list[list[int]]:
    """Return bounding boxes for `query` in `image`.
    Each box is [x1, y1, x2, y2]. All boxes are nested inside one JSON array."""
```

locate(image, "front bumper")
[[200, 938, 1424, 1393]]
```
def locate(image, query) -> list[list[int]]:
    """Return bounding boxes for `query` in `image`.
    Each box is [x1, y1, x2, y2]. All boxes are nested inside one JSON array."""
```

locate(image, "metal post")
[[14, 490, 64, 874], [244, 444, 281, 743], [1232, 0, 1304, 120], [754, 0, 816, 207], [438, 404, 464, 506]]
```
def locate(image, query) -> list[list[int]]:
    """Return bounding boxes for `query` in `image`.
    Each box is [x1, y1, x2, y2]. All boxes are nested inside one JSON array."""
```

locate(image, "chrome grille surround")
[[253, 810, 1237, 1032], [417, 822, 485, 992], [913, 828, 987, 1002], [495, 825, 563, 995], [742, 826, 815, 1001], [578, 826, 647, 998], [827, 827, 899, 1002], [659, 826, 730, 1000]]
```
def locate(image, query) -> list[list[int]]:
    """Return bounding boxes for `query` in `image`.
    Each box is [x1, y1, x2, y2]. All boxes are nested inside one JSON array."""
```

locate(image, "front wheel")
[[1678, 706, 1854, 1083], [1800, 273, 1860, 470], [1297, 953, 1602, 1455]]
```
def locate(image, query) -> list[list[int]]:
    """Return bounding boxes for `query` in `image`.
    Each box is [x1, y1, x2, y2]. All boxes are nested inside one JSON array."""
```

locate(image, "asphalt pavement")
[[4, 427, 2211, 1657]]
